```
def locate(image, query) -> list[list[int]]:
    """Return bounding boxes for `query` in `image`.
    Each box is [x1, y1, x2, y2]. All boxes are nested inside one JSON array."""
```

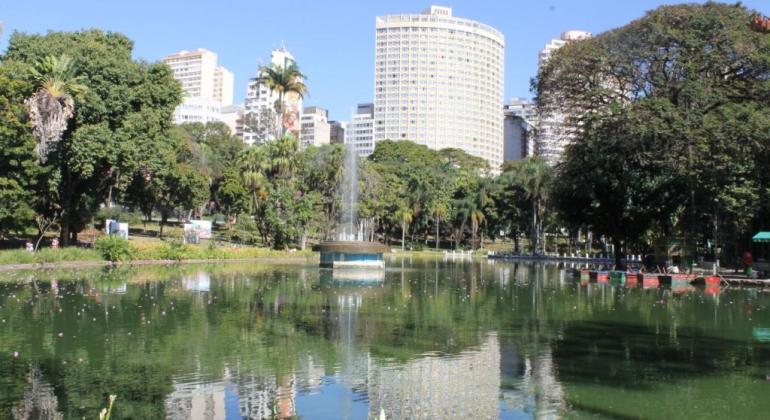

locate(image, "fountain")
[[318, 140, 388, 269]]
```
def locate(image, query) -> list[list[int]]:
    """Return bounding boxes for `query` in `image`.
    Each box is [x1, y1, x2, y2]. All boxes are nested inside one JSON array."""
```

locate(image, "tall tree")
[[0, 64, 39, 238], [5, 30, 182, 245], [260, 63, 308, 137], [25, 55, 86, 161], [536, 3, 770, 263]]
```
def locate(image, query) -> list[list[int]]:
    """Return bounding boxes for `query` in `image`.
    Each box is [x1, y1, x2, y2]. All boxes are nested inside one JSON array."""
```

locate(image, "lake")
[[0, 257, 769, 419]]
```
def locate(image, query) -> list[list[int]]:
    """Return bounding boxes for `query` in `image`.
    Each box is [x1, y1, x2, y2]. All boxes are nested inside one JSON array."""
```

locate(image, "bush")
[[158, 240, 189, 261], [94, 236, 135, 262]]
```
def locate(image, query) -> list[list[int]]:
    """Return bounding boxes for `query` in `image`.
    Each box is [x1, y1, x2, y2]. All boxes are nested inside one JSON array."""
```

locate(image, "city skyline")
[[3, 0, 766, 122]]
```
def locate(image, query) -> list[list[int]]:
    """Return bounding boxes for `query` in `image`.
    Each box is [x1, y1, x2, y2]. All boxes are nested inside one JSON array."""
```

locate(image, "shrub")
[[158, 240, 189, 261], [94, 236, 135, 262]]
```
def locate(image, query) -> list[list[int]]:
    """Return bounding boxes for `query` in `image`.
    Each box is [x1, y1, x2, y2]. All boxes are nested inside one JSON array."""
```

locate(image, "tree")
[[4, 30, 182, 245], [155, 164, 209, 238], [259, 63, 308, 137], [25, 54, 86, 161], [536, 3, 770, 263], [177, 121, 243, 183], [242, 107, 282, 144], [514, 158, 552, 255], [0, 65, 39, 238], [553, 103, 686, 267], [213, 169, 251, 227], [395, 206, 413, 251], [429, 201, 449, 250]]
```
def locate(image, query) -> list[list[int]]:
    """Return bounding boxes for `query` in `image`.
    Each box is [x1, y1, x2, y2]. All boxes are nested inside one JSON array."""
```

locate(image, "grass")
[[0, 237, 314, 267], [0, 247, 103, 265]]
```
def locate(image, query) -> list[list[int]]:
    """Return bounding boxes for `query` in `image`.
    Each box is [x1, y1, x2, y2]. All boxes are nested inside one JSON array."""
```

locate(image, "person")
[[25, 241, 34, 252], [51, 238, 59, 249], [743, 251, 753, 275]]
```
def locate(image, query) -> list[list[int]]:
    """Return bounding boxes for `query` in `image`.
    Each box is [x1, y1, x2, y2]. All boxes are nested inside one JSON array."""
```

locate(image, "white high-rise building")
[[213, 66, 234, 107], [536, 30, 592, 165], [374, 5, 505, 170], [243, 49, 303, 145], [163, 49, 234, 105], [346, 103, 375, 157], [163, 49, 235, 130], [299, 107, 331, 148]]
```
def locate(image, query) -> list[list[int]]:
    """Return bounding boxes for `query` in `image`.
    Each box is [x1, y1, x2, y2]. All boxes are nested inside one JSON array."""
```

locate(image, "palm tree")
[[470, 207, 487, 250], [430, 201, 449, 250], [516, 158, 553, 255], [259, 63, 308, 137], [237, 147, 271, 241], [26, 55, 86, 162], [268, 135, 299, 177], [395, 206, 413, 251]]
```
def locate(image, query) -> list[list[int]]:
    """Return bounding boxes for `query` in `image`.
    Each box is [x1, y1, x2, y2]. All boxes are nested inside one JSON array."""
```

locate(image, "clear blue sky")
[[2, 0, 767, 121]]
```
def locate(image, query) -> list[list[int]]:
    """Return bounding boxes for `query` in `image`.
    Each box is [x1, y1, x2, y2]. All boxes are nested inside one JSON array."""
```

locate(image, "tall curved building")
[[374, 6, 505, 170]]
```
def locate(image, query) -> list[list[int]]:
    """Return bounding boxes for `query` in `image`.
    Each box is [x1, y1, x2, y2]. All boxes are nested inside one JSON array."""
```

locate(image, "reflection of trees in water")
[[2, 261, 770, 418], [11, 365, 62, 420]]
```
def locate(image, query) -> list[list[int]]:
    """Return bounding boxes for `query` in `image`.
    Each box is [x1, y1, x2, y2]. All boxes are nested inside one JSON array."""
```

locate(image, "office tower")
[[536, 31, 592, 165], [346, 103, 375, 157], [329, 120, 347, 145], [503, 97, 536, 161], [299, 106, 331, 148], [374, 6, 505, 170]]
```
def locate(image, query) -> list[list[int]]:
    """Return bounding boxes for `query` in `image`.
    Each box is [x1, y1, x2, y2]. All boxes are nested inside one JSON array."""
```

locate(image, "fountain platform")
[[319, 241, 389, 269]]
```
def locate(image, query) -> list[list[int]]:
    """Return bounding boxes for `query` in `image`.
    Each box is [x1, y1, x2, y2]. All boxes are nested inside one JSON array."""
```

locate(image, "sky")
[[1, 0, 768, 121]]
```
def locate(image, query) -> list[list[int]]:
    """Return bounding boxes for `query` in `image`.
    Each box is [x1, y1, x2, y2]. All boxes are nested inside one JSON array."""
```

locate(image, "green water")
[[0, 258, 768, 419]]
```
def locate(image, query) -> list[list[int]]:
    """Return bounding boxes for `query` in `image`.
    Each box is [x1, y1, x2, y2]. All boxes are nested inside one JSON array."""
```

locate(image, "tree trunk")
[[613, 237, 625, 270], [401, 221, 406, 251], [435, 214, 440, 250], [59, 220, 70, 247], [159, 210, 167, 239], [531, 198, 538, 255], [472, 219, 478, 250]]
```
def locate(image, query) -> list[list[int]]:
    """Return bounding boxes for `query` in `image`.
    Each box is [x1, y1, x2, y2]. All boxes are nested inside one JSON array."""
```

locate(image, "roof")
[[753, 232, 770, 242]]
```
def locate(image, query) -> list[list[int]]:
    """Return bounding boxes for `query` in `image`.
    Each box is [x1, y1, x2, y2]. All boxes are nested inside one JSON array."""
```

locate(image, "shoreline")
[[0, 255, 318, 272]]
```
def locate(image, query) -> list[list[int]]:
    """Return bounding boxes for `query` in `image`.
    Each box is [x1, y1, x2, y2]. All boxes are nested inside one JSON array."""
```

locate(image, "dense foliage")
[[536, 3, 770, 265]]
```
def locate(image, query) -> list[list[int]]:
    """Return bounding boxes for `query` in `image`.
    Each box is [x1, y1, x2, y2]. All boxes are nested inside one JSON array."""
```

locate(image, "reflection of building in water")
[[11, 366, 63, 420], [531, 349, 565, 418], [367, 333, 501, 419], [164, 369, 296, 420], [295, 354, 327, 394], [237, 373, 295, 419], [165, 380, 226, 420], [497, 340, 566, 418], [183, 271, 211, 292]]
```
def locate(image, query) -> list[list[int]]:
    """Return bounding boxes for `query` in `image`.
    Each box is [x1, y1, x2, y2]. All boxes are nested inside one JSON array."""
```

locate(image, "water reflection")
[[0, 260, 769, 419]]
